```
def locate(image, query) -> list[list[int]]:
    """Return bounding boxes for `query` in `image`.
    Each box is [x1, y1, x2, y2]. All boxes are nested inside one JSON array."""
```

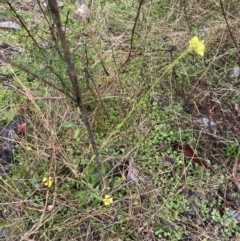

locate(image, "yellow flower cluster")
[[103, 195, 113, 206], [43, 176, 53, 188], [189, 36, 205, 56]]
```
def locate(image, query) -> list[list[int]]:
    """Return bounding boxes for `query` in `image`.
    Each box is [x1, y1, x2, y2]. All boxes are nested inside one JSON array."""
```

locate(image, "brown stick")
[[219, 0, 240, 61], [47, 0, 103, 188], [121, 0, 145, 68]]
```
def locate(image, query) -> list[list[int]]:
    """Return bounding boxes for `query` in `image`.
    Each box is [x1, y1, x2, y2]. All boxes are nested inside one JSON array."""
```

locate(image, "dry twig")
[[47, 0, 103, 188]]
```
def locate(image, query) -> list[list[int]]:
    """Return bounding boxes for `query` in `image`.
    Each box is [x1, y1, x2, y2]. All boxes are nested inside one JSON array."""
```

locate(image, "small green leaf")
[[74, 127, 80, 139], [61, 123, 75, 128]]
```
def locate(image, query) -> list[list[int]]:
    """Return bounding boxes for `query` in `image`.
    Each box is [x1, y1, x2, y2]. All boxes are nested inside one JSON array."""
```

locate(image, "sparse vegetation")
[[1, 0, 240, 240]]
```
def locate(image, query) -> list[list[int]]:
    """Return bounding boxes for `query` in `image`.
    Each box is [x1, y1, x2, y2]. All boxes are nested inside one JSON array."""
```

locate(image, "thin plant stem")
[[100, 50, 190, 150]]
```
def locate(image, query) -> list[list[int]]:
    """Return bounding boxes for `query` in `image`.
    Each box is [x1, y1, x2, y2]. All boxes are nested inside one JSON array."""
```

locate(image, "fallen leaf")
[[175, 144, 213, 171], [127, 156, 139, 184], [18, 123, 26, 133], [232, 160, 240, 192], [0, 21, 21, 30]]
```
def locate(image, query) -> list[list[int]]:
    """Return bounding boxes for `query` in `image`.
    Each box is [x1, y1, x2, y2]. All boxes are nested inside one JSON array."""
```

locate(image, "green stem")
[[99, 50, 190, 150]]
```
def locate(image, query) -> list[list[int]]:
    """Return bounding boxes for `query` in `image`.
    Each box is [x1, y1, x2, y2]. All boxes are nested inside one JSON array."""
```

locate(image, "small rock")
[[232, 66, 240, 78], [0, 21, 21, 30], [74, 0, 91, 22], [193, 114, 216, 134], [159, 157, 175, 166]]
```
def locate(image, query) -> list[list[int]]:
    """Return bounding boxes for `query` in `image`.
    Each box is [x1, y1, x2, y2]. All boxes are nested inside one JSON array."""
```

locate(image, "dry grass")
[[1, 0, 240, 240]]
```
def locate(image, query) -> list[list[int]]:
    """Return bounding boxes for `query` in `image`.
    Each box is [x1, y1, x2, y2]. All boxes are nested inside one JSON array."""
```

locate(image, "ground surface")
[[1, 0, 240, 240]]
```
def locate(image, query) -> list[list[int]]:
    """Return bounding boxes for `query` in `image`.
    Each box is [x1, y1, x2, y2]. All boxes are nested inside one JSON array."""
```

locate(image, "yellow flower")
[[189, 36, 205, 56], [103, 195, 113, 206], [43, 176, 53, 188], [121, 173, 126, 181]]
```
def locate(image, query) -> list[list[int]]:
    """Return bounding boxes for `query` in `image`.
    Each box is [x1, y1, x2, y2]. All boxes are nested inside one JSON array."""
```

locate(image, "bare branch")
[[219, 0, 240, 61], [121, 0, 145, 68], [47, 0, 103, 188]]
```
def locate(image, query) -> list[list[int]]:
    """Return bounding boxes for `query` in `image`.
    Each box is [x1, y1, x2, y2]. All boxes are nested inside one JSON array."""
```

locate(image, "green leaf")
[[61, 123, 75, 128], [74, 127, 80, 139]]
